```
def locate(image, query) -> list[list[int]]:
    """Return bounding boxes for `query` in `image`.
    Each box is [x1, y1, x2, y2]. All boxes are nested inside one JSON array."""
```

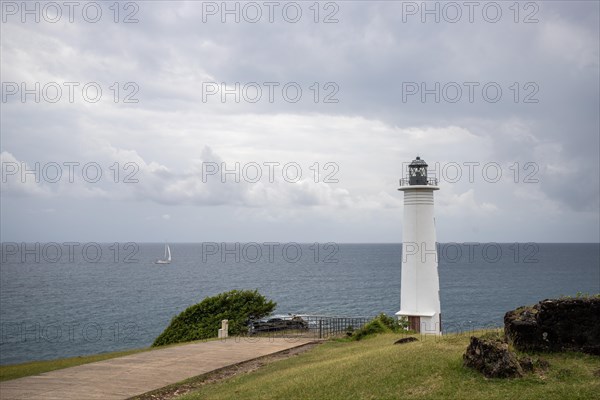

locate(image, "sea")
[[0, 242, 598, 365]]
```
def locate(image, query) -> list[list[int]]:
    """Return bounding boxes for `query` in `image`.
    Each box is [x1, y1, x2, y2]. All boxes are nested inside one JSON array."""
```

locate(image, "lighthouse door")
[[408, 316, 421, 332]]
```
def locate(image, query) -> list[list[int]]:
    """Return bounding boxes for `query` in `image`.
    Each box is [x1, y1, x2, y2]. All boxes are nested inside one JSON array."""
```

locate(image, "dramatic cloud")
[[1, 1, 598, 242]]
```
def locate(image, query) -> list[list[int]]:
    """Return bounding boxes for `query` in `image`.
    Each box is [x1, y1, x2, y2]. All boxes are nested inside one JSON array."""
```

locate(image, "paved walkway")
[[0, 337, 318, 400]]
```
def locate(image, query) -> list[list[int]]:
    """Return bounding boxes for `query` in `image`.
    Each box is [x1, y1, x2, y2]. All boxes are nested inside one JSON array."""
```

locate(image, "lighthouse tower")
[[396, 156, 442, 335]]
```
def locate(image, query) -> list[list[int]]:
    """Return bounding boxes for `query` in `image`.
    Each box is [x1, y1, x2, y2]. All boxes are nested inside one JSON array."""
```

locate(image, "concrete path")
[[0, 337, 318, 400]]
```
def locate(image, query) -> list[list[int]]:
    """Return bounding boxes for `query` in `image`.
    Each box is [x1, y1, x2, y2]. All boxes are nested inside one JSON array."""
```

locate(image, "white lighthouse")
[[396, 156, 442, 335]]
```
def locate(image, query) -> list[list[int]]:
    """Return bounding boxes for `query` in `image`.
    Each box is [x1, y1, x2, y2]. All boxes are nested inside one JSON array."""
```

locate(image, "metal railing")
[[246, 315, 372, 339], [399, 177, 438, 187]]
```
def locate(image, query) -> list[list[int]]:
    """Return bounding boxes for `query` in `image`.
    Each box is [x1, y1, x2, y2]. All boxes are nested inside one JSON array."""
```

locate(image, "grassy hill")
[[178, 330, 600, 400]]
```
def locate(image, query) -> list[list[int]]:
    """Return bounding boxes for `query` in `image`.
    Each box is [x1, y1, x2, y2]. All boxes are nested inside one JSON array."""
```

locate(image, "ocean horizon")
[[1, 242, 599, 365]]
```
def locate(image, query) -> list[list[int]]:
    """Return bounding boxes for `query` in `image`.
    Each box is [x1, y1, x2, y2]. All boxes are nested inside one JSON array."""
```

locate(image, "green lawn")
[[178, 331, 600, 400]]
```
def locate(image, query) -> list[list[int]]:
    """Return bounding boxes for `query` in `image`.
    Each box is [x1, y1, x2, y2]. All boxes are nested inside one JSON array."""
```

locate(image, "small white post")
[[218, 319, 229, 339]]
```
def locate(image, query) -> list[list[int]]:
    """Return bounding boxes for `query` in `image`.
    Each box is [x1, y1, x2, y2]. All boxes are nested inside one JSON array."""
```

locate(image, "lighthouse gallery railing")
[[399, 178, 439, 187]]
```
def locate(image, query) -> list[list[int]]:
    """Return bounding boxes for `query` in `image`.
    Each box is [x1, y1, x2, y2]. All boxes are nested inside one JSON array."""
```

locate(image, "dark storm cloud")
[[1, 0, 598, 241]]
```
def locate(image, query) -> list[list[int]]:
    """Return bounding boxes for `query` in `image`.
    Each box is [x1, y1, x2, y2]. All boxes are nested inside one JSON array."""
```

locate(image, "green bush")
[[352, 313, 403, 341], [377, 313, 402, 331], [152, 289, 276, 346]]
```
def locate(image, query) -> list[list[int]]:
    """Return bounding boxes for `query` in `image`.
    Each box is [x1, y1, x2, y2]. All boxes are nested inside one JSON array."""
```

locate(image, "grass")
[[3, 330, 599, 399], [175, 330, 600, 400]]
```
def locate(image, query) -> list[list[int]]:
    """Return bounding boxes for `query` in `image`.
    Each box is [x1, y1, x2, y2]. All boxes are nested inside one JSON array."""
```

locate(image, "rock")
[[504, 297, 600, 353], [518, 357, 534, 372], [463, 336, 523, 378], [394, 337, 418, 345], [518, 356, 550, 373]]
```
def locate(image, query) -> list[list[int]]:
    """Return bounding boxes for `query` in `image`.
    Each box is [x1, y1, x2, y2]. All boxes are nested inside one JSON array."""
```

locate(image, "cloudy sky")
[[1, 1, 599, 243]]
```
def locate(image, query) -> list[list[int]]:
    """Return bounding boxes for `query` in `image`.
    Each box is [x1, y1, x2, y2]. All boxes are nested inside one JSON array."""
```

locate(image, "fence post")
[[319, 320, 322, 339]]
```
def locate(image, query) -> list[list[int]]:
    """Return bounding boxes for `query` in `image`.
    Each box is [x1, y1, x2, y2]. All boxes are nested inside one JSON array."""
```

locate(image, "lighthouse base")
[[395, 311, 442, 335]]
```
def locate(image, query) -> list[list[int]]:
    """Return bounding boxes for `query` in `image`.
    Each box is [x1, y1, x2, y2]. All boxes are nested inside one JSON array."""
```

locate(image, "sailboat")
[[156, 244, 171, 264]]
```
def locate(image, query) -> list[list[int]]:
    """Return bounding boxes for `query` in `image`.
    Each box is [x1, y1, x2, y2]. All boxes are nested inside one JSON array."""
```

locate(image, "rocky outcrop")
[[463, 336, 523, 378], [504, 297, 600, 354]]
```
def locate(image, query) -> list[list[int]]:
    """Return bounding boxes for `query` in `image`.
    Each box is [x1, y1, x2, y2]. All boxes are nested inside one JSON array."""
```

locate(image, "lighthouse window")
[[410, 167, 426, 176]]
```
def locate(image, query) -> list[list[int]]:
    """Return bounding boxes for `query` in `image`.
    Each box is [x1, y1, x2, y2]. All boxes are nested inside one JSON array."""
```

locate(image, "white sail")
[[156, 243, 171, 264]]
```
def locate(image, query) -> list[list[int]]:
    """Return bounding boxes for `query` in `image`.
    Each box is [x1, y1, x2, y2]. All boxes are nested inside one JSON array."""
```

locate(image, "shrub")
[[152, 289, 276, 346], [352, 313, 403, 341], [397, 316, 409, 330], [377, 313, 403, 331]]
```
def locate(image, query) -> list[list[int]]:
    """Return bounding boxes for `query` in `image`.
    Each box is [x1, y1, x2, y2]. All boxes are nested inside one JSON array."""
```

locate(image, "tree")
[[152, 289, 276, 346]]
